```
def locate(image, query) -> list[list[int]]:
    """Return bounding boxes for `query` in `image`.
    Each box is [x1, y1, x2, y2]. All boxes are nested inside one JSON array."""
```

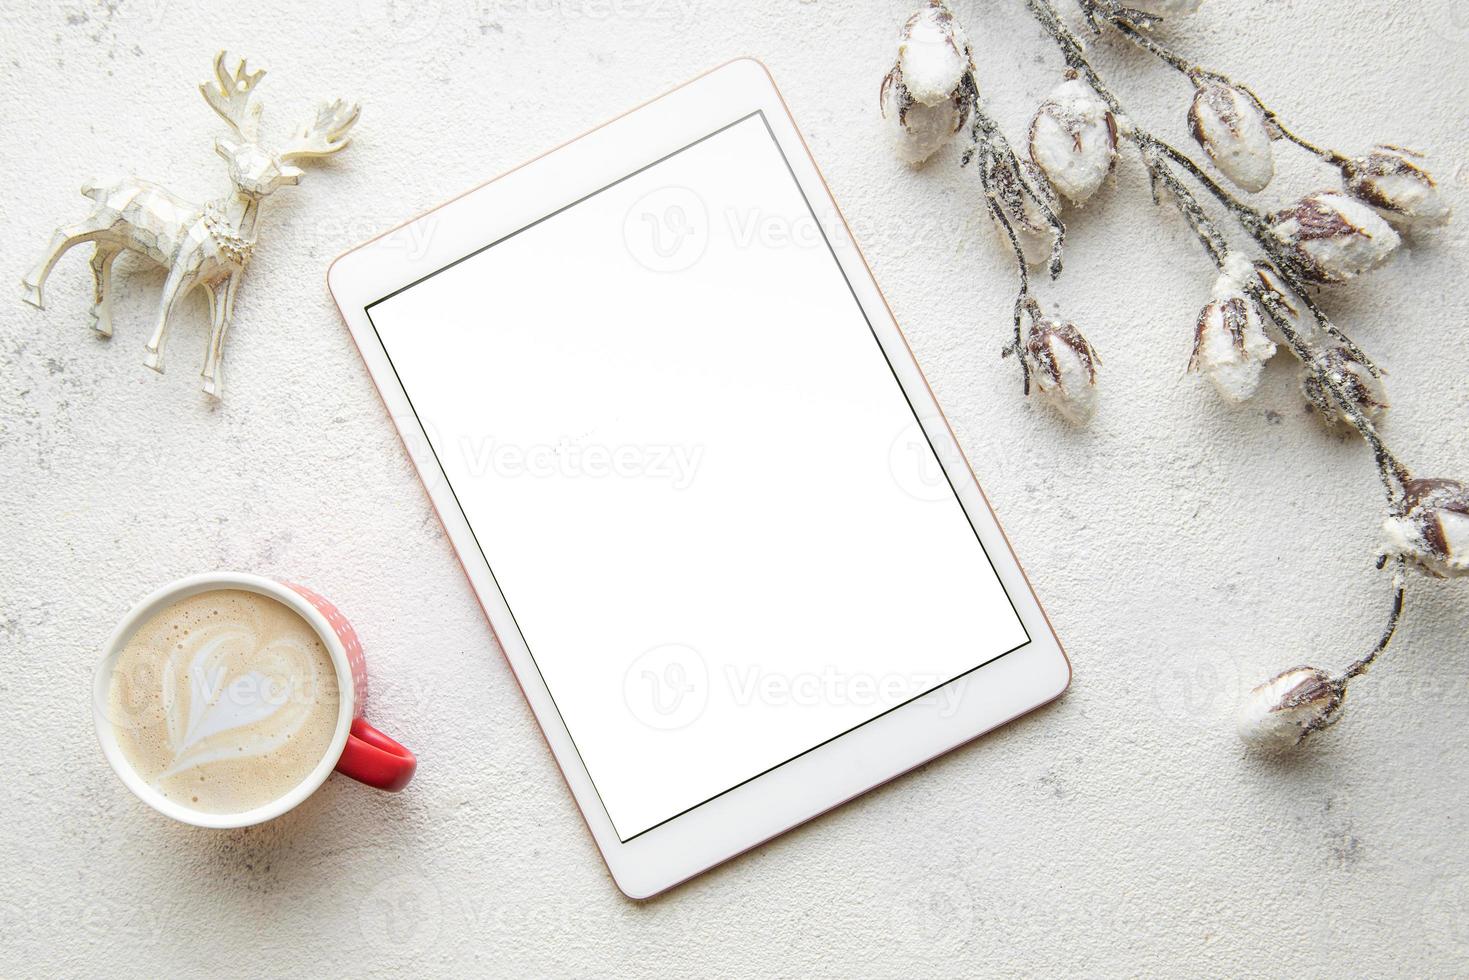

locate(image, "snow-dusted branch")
[[879, 0, 1467, 748], [1022, 0, 1407, 499], [961, 78, 1069, 396]]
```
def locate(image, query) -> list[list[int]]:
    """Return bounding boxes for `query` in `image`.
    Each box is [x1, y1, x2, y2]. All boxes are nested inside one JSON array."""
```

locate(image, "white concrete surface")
[[3, 1, 1467, 976]]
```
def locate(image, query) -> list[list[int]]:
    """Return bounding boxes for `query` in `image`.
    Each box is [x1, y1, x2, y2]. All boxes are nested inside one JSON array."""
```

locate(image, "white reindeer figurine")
[[21, 52, 359, 399]]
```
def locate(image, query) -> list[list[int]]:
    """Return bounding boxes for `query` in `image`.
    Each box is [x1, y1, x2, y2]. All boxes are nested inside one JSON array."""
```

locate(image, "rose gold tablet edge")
[[752, 57, 1074, 693], [325, 56, 1072, 902], [639, 58, 1073, 902], [326, 58, 782, 902]]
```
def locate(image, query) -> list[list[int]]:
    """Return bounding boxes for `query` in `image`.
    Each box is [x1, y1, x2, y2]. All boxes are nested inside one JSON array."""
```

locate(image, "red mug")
[[93, 572, 415, 828]]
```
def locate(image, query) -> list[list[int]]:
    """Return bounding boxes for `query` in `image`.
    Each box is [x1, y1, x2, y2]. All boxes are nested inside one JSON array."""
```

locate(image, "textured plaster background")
[[2, 0, 1468, 976]]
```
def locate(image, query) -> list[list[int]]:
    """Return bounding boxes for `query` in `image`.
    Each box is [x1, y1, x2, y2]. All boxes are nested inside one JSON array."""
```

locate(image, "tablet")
[[328, 59, 1070, 898]]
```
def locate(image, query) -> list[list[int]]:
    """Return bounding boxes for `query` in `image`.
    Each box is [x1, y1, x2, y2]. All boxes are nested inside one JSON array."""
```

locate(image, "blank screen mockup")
[[365, 111, 1030, 841]]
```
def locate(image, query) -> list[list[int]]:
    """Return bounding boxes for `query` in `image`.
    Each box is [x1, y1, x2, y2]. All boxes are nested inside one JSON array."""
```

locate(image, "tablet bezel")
[[327, 58, 1071, 899]]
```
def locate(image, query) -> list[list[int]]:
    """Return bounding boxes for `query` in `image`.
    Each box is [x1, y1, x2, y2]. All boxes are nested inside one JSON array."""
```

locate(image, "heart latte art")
[[107, 589, 341, 815]]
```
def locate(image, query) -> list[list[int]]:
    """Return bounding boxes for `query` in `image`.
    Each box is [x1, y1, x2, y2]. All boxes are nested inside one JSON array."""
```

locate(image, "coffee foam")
[[106, 589, 341, 815]]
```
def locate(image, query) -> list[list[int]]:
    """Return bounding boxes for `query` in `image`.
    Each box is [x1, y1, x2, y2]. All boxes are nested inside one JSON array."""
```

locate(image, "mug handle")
[[336, 719, 416, 792]]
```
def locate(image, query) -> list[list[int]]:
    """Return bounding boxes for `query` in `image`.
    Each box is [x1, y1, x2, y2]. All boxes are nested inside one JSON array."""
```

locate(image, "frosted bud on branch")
[[881, 73, 970, 166], [1028, 73, 1118, 206], [897, 1, 971, 106], [1269, 191, 1401, 284], [1187, 77, 1275, 193], [881, 2, 973, 166], [1302, 347, 1387, 430], [1381, 478, 1469, 578], [1021, 302, 1100, 423], [1340, 145, 1453, 232], [1188, 255, 1277, 403], [1237, 666, 1345, 750]]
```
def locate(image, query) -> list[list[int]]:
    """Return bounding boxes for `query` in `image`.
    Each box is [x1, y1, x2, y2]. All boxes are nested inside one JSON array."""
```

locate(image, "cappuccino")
[[105, 589, 341, 815]]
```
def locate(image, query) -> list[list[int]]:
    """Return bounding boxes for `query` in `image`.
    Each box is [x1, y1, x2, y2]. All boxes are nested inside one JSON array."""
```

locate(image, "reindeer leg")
[[201, 275, 238, 400], [200, 284, 224, 399], [87, 245, 121, 338], [142, 267, 194, 373], [22, 220, 107, 310]]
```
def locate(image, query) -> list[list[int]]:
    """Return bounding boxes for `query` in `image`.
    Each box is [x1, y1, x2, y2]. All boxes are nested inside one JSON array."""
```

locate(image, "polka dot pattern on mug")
[[285, 581, 370, 715]]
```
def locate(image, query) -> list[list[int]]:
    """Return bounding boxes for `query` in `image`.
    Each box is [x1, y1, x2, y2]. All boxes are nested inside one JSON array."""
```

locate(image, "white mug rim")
[[92, 571, 357, 829]]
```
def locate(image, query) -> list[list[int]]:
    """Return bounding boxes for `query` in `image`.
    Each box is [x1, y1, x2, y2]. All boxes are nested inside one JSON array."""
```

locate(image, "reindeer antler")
[[200, 51, 265, 139], [280, 99, 361, 163]]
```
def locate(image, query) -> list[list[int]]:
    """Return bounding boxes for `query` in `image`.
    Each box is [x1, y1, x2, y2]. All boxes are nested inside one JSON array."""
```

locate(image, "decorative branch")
[[1238, 559, 1405, 749], [1022, 0, 1407, 496], [1023, 0, 1453, 744], [1344, 559, 1406, 682], [879, 0, 1466, 749], [1087, 2, 1350, 167], [961, 75, 1068, 395], [969, 140, 1034, 393]]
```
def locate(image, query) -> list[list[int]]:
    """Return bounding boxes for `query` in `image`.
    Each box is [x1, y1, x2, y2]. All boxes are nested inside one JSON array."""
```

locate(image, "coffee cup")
[[93, 571, 415, 828]]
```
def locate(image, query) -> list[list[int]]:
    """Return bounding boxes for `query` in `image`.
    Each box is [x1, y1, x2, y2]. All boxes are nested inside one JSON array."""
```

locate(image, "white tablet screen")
[[365, 112, 1030, 840]]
